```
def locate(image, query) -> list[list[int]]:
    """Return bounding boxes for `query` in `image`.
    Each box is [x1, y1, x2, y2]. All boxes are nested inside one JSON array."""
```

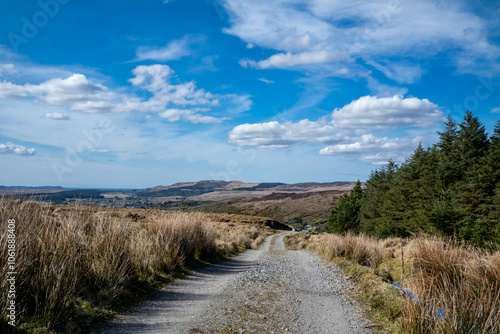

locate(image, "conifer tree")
[[436, 115, 461, 193], [457, 110, 488, 165], [355, 111, 498, 246], [437, 115, 458, 153], [327, 180, 364, 233], [359, 161, 397, 235]]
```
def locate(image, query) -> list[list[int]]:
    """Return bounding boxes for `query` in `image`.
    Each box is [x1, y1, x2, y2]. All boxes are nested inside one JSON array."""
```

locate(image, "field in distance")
[[0, 180, 358, 230]]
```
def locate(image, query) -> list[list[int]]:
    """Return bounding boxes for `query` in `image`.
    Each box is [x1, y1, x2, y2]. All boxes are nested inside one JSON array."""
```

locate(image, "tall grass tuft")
[[288, 232, 500, 333], [402, 237, 500, 334], [313, 232, 383, 271], [0, 199, 267, 332]]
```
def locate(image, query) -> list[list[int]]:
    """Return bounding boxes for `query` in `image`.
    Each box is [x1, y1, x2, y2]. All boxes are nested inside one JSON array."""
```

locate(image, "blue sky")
[[0, 0, 499, 188]]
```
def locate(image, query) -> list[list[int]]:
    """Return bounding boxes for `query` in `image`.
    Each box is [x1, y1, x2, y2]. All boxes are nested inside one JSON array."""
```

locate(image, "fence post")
[[401, 238, 404, 286]]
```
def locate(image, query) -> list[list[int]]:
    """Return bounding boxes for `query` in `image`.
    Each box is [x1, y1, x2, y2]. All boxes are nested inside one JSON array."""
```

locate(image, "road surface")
[[93, 232, 372, 333]]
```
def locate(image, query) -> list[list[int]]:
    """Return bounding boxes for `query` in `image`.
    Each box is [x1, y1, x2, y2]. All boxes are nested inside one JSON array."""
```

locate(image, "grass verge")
[[286, 232, 500, 334], [0, 199, 272, 333]]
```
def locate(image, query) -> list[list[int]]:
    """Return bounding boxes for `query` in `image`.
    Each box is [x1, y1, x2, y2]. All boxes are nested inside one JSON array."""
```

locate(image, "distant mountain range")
[[0, 186, 65, 194], [0, 180, 357, 198], [0, 180, 359, 229], [133, 180, 356, 200]]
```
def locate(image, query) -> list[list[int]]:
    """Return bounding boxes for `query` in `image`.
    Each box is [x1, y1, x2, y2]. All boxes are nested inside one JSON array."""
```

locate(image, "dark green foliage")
[[427, 202, 460, 236], [457, 110, 488, 164], [459, 218, 495, 249], [34, 189, 105, 203], [358, 161, 398, 234], [327, 180, 365, 233], [351, 111, 500, 246], [376, 220, 409, 238]]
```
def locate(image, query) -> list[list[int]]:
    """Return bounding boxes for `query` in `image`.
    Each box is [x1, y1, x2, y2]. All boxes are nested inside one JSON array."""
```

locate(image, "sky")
[[0, 0, 499, 188]]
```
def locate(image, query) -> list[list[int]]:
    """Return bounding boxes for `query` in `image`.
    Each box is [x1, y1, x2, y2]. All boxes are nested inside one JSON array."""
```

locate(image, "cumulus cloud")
[[229, 95, 441, 164], [135, 35, 203, 62], [129, 64, 219, 108], [319, 134, 422, 164], [0, 73, 132, 113], [332, 95, 441, 129], [43, 112, 69, 120], [0, 64, 243, 123], [223, 0, 500, 76], [229, 119, 340, 148], [0, 142, 36, 156], [491, 107, 500, 113]]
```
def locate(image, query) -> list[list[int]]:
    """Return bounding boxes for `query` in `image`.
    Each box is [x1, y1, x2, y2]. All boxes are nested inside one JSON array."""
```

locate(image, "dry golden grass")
[[0, 199, 271, 332], [290, 232, 384, 272], [402, 237, 500, 334], [287, 232, 500, 334]]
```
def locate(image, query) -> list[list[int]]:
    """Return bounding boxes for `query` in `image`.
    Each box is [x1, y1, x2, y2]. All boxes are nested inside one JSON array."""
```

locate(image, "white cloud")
[[365, 76, 408, 97], [229, 119, 340, 148], [0, 73, 132, 113], [223, 0, 500, 76], [240, 51, 347, 69], [135, 35, 203, 62], [159, 108, 225, 124], [365, 60, 424, 84], [492, 107, 500, 113], [129, 64, 219, 107], [221, 94, 253, 115], [334, 68, 350, 76], [319, 134, 421, 164], [257, 78, 274, 84], [43, 112, 69, 120], [229, 95, 441, 164], [0, 64, 16, 75], [332, 95, 442, 129], [0, 64, 243, 123], [0, 142, 36, 156]]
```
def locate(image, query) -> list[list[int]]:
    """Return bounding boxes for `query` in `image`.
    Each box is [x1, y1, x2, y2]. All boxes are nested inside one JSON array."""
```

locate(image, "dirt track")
[[93, 233, 372, 333]]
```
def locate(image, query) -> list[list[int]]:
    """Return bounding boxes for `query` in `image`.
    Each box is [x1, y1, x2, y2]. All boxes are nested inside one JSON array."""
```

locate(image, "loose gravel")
[[93, 233, 373, 334]]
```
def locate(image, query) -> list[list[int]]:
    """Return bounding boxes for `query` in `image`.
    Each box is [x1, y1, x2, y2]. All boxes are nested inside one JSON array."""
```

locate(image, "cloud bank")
[[229, 95, 441, 164], [223, 0, 500, 78], [0, 64, 250, 123]]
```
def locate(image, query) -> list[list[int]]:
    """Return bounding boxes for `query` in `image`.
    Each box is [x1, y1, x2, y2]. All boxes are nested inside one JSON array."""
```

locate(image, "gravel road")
[[93, 233, 373, 334]]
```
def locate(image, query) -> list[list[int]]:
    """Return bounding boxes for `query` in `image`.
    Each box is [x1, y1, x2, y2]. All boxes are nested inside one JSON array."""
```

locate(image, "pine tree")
[[457, 110, 488, 165], [356, 111, 498, 247], [437, 115, 458, 153], [436, 115, 461, 193], [488, 120, 500, 188], [359, 161, 398, 235], [452, 111, 490, 221], [479, 120, 500, 238], [327, 180, 364, 233]]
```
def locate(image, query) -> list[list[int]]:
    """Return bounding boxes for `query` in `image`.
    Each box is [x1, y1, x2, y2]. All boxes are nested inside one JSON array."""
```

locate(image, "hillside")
[[133, 181, 355, 229], [133, 181, 286, 198], [191, 189, 349, 230], [1, 180, 357, 229], [133, 180, 355, 200], [0, 186, 66, 194]]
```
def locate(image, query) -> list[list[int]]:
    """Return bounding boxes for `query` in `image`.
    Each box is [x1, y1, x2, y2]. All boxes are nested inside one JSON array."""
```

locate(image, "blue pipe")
[[392, 282, 446, 319]]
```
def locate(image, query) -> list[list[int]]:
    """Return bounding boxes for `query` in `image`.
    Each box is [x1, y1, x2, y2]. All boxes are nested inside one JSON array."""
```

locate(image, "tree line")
[[327, 111, 500, 247]]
